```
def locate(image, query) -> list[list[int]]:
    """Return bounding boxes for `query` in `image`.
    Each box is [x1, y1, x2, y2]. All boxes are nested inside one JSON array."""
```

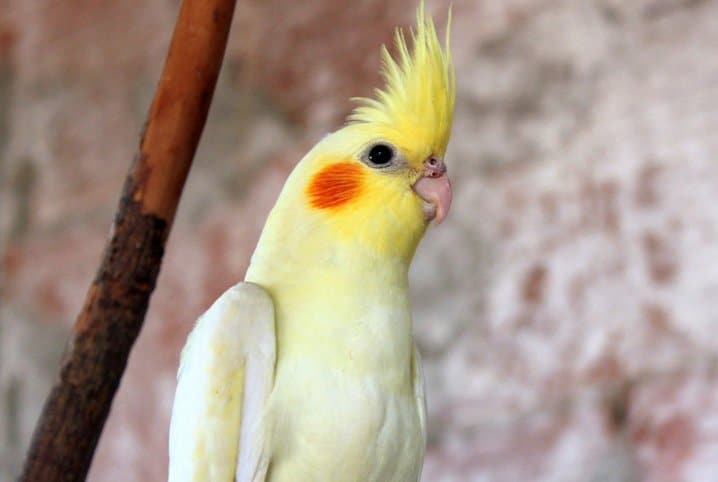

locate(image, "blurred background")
[[2, 0, 718, 480]]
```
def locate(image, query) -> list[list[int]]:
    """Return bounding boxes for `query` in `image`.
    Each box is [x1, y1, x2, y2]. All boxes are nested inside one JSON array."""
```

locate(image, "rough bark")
[[18, 0, 238, 480]]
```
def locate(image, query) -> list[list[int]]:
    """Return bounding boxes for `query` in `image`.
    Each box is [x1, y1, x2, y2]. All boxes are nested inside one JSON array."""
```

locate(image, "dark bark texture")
[[18, 0, 238, 480]]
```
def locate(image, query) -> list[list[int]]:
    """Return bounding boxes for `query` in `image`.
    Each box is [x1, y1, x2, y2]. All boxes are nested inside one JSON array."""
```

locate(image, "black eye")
[[367, 144, 395, 166]]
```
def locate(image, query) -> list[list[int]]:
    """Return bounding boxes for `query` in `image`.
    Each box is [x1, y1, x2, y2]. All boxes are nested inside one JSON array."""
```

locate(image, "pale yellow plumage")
[[168, 4, 454, 481]]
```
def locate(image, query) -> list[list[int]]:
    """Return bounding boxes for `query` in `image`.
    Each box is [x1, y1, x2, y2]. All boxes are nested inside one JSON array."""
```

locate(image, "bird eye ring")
[[362, 143, 396, 168]]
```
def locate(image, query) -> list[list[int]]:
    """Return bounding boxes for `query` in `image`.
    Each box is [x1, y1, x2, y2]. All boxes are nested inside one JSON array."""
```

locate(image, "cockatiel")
[[168, 4, 455, 482]]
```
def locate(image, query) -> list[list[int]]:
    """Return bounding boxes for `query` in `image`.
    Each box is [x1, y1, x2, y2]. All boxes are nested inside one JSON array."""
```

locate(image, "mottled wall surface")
[[2, 0, 718, 481]]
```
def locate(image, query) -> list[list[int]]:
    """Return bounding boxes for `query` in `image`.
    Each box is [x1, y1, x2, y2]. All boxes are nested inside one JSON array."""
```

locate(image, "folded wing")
[[168, 282, 276, 482], [413, 344, 427, 482]]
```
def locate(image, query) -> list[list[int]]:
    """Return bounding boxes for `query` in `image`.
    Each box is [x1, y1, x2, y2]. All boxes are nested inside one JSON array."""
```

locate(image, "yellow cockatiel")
[[168, 4, 455, 481]]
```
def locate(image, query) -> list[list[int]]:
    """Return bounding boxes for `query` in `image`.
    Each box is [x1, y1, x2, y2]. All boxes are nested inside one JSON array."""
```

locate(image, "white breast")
[[264, 356, 424, 482]]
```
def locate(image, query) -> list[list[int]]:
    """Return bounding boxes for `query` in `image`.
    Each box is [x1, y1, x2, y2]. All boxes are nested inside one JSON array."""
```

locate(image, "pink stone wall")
[[2, 0, 718, 480]]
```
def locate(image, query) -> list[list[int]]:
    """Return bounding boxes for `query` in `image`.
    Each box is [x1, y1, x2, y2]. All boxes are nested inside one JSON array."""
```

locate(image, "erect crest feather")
[[348, 3, 456, 157]]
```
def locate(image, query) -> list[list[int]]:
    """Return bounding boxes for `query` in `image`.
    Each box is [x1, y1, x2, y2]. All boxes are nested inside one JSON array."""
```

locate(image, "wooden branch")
[[19, 0, 238, 480]]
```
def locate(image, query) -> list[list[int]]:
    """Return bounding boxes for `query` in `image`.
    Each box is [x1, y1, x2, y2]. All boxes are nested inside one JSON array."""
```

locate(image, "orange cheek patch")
[[306, 162, 365, 210]]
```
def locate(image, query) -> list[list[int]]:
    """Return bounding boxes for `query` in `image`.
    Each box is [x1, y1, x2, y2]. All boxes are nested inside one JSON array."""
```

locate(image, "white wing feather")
[[413, 344, 427, 482], [168, 282, 276, 482]]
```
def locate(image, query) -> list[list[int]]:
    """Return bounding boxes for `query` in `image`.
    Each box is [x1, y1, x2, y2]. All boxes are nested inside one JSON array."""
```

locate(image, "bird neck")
[[245, 209, 416, 383]]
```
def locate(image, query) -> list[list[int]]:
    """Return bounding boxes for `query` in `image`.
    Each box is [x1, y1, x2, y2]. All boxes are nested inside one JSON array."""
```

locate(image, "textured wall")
[[2, 0, 718, 480]]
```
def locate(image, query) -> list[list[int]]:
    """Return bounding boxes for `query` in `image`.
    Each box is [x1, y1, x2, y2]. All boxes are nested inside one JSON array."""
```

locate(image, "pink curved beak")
[[412, 157, 452, 225]]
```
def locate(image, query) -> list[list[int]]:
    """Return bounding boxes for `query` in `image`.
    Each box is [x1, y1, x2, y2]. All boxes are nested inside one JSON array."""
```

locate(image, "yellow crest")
[[348, 3, 456, 158]]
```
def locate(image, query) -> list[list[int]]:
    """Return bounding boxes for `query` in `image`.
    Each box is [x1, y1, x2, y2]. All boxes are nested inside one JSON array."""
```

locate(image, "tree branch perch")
[[19, 0, 238, 479]]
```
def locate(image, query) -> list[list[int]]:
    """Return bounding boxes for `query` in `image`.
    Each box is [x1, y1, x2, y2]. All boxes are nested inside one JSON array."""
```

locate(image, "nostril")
[[424, 156, 446, 177]]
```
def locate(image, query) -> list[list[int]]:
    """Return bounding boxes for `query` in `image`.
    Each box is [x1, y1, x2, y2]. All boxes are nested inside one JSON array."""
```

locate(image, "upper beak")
[[412, 157, 452, 225]]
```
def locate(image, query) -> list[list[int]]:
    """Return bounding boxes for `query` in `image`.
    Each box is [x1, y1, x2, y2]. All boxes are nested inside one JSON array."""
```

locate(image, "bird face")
[[300, 123, 451, 262]]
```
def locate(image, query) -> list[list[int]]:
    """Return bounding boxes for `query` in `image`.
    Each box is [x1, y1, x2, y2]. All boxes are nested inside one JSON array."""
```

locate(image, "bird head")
[[254, 4, 455, 269]]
